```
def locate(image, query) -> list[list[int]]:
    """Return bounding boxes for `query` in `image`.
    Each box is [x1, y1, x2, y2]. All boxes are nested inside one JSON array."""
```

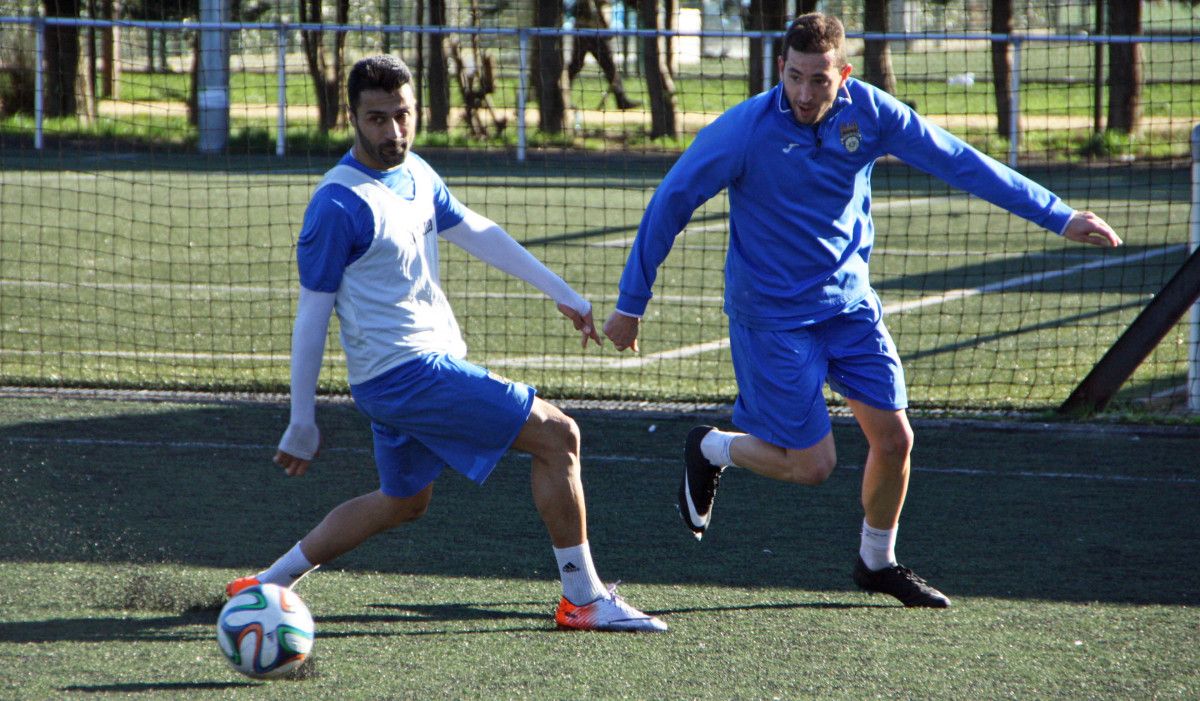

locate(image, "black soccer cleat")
[[679, 425, 725, 540], [852, 557, 951, 608]]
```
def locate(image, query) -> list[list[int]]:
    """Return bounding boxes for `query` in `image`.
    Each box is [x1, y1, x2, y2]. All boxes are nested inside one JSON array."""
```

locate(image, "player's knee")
[[541, 411, 581, 463], [522, 401, 581, 463], [380, 493, 430, 528], [873, 425, 914, 463], [778, 441, 836, 485], [787, 452, 836, 485]]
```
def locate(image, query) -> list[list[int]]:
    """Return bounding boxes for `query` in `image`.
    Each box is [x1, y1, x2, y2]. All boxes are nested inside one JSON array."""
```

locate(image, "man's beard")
[[354, 124, 407, 168], [369, 138, 407, 168]]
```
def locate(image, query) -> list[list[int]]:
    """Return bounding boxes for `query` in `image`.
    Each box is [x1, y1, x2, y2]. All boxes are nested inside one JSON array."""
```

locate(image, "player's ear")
[[840, 62, 853, 81]]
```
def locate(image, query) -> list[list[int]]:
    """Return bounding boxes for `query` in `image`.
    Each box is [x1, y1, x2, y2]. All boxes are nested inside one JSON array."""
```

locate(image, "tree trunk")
[[426, 0, 450, 132], [299, 0, 350, 133], [413, 0, 425, 133], [43, 0, 82, 118], [1106, 0, 1141, 133], [101, 0, 119, 99], [662, 0, 676, 78], [744, 0, 787, 96], [641, 0, 677, 139], [862, 0, 896, 94], [532, 0, 568, 134], [991, 0, 1013, 138]]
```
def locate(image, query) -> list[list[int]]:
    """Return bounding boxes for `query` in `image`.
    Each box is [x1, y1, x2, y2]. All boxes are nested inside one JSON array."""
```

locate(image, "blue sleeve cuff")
[[616, 292, 650, 317], [1053, 206, 1078, 236]]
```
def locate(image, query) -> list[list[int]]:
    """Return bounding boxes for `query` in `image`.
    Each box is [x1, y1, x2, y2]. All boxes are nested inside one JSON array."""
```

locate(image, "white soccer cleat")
[[555, 585, 668, 632]]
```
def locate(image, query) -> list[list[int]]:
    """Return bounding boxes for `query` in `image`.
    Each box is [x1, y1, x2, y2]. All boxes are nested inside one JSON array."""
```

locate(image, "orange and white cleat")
[[555, 585, 667, 632], [224, 575, 261, 598]]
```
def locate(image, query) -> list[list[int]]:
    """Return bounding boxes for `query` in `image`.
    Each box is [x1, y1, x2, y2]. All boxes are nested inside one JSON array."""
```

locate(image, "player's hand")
[[1063, 211, 1123, 248], [603, 310, 640, 353], [273, 449, 313, 477], [557, 302, 603, 348], [275, 422, 320, 477]]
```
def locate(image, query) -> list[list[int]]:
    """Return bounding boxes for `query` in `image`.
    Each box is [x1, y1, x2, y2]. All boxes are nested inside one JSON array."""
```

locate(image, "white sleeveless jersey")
[[314, 162, 466, 384]]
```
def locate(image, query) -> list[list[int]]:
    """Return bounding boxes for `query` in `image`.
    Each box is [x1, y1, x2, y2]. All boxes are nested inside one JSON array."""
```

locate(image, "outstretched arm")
[[275, 286, 336, 476], [607, 108, 746, 352], [440, 208, 601, 347]]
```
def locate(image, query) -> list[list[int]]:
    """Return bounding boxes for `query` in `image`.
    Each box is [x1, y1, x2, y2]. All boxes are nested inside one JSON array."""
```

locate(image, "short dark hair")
[[782, 12, 847, 66], [347, 55, 413, 114]]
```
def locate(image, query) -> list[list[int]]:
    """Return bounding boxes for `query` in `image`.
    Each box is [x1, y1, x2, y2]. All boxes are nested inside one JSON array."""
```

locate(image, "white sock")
[[859, 519, 898, 571], [553, 542, 606, 605], [700, 429, 739, 468], [257, 542, 318, 589]]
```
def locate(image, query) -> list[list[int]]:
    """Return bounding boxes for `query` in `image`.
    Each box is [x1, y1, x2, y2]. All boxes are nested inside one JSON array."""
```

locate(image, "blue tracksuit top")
[[616, 78, 1076, 329]]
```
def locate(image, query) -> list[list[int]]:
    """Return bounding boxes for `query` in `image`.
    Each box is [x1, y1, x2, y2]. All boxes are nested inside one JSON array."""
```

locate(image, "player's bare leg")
[[511, 397, 587, 548], [848, 401, 912, 530], [728, 432, 838, 486], [847, 400, 949, 607], [512, 397, 666, 631], [680, 427, 837, 539], [298, 486, 433, 564], [227, 486, 433, 596]]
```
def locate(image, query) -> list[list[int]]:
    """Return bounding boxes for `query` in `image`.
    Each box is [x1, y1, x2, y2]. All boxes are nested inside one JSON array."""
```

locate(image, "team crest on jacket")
[[840, 122, 862, 152]]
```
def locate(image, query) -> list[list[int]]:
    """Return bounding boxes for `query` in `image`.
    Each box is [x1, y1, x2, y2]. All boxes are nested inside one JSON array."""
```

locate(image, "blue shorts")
[[729, 293, 907, 450], [349, 353, 536, 498]]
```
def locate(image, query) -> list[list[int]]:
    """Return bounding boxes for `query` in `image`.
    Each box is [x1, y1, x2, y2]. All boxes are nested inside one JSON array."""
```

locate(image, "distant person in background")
[[604, 13, 1122, 607], [568, 0, 641, 110], [228, 55, 665, 633]]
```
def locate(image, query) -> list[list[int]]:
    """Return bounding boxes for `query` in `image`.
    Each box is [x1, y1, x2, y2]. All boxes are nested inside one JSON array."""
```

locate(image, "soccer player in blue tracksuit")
[[228, 55, 665, 632], [604, 13, 1122, 607]]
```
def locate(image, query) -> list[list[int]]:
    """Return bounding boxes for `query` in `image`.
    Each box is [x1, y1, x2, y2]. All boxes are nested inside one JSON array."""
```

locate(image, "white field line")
[[883, 244, 1183, 314], [605, 243, 1187, 368], [483, 337, 731, 370], [0, 245, 1182, 368], [0, 279, 288, 296], [0, 279, 722, 304], [0, 348, 302, 362], [3, 435, 1196, 486]]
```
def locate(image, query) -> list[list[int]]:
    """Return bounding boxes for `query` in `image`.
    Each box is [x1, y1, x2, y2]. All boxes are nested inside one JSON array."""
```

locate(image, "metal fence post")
[[276, 24, 287, 157], [34, 15, 43, 150], [197, 0, 230, 153], [1008, 37, 1021, 168], [517, 29, 528, 162], [761, 35, 772, 93]]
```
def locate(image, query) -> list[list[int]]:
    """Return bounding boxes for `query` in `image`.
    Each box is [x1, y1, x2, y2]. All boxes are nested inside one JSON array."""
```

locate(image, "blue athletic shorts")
[[349, 353, 536, 498], [729, 293, 907, 450]]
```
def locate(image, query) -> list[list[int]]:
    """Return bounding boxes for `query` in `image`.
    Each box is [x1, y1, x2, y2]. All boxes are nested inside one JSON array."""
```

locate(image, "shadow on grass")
[[61, 682, 260, 693], [0, 596, 887, 648], [0, 399, 1197, 607], [655, 601, 890, 616], [0, 611, 214, 644]]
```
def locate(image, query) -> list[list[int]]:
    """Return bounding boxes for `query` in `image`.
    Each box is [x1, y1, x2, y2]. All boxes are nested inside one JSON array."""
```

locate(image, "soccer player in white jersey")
[[604, 13, 1123, 607], [227, 55, 665, 633]]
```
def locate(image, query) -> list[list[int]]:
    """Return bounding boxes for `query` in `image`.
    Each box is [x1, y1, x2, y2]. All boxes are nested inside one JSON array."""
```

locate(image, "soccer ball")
[[216, 583, 315, 679]]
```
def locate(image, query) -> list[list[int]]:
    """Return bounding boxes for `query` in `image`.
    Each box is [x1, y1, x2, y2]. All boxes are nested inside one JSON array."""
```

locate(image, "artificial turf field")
[[0, 394, 1196, 699]]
